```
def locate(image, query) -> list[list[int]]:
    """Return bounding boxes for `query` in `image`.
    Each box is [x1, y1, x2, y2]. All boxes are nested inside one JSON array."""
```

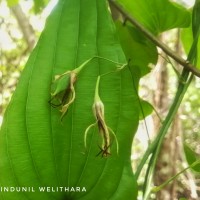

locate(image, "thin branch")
[[108, 0, 200, 78]]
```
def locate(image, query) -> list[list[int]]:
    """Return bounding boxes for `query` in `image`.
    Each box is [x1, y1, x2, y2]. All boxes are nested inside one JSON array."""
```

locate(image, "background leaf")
[[139, 100, 154, 120], [116, 21, 158, 76], [33, 0, 50, 14], [181, 1, 200, 68], [6, 0, 19, 7], [0, 0, 140, 199], [116, 0, 191, 35], [184, 143, 200, 173]]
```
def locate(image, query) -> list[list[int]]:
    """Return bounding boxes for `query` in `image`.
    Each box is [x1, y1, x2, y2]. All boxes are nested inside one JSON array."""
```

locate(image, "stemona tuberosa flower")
[[49, 56, 127, 120], [84, 76, 118, 157], [49, 58, 94, 120], [49, 71, 76, 120]]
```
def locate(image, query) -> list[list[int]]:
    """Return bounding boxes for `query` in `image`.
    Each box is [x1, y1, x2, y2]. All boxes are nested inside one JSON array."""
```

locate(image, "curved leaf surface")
[[117, 0, 190, 35], [116, 21, 158, 76], [0, 0, 139, 199]]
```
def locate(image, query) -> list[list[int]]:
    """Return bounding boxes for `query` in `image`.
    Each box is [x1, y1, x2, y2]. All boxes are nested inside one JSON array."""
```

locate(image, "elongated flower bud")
[[84, 76, 118, 157]]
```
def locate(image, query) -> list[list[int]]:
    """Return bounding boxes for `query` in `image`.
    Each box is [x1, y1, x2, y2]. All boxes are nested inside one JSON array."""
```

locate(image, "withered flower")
[[49, 57, 95, 120], [84, 76, 118, 157], [49, 71, 77, 120], [93, 98, 111, 156], [49, 56, 127, 121]]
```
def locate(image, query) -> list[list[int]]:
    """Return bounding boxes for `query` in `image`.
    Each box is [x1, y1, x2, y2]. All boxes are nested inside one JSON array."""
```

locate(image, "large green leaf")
[[0, 0, 139, 199], [117, 0, 191, 35], [116, 21, 158, 76]]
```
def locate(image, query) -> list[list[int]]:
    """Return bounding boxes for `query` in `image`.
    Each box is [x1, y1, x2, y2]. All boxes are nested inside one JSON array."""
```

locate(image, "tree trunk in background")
[[11, 4, 35, 50], [153, 52, 176, 199], [153, 33, 198, 200], [0, 3, 36, 120]]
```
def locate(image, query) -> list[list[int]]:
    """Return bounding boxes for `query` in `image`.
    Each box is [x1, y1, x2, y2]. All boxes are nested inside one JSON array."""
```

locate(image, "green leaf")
[[139, 100, 153, 120], [182, 1, 200, 66], [33, 0, 50, 14], [6, 0, 19, 7], [181, 23, 200, 68], [116, 21, 158, 76], [192, 0, 200, 38], [184, 143, 200, 173], [117, 0, 191, 35], [0, 0, 139, 199]]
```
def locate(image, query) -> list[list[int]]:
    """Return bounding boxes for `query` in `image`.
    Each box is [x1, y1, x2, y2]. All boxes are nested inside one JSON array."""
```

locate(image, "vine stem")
[[108, 0, 199, 177], [108, 0, 200, 198], [108, 0, 200, 78], [134, 76, 191, 179], [152, 159, 200, 193]]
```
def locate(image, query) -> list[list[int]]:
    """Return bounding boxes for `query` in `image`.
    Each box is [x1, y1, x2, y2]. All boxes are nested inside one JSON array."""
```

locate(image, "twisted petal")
[[50, 71, 77, 120], [84, 121, 97, 149], [60, 85, 76, 120], [108, 126, 119, 155]]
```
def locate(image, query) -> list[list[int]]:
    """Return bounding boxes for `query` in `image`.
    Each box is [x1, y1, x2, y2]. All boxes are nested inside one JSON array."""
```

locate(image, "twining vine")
[[109, 0, 200, 198]]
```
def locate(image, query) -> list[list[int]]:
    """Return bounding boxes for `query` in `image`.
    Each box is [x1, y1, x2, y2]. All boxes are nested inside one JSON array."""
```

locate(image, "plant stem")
[[108, 0, 200, 78], [135, 73, 192, 180], [151, 159, 200, 193]]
